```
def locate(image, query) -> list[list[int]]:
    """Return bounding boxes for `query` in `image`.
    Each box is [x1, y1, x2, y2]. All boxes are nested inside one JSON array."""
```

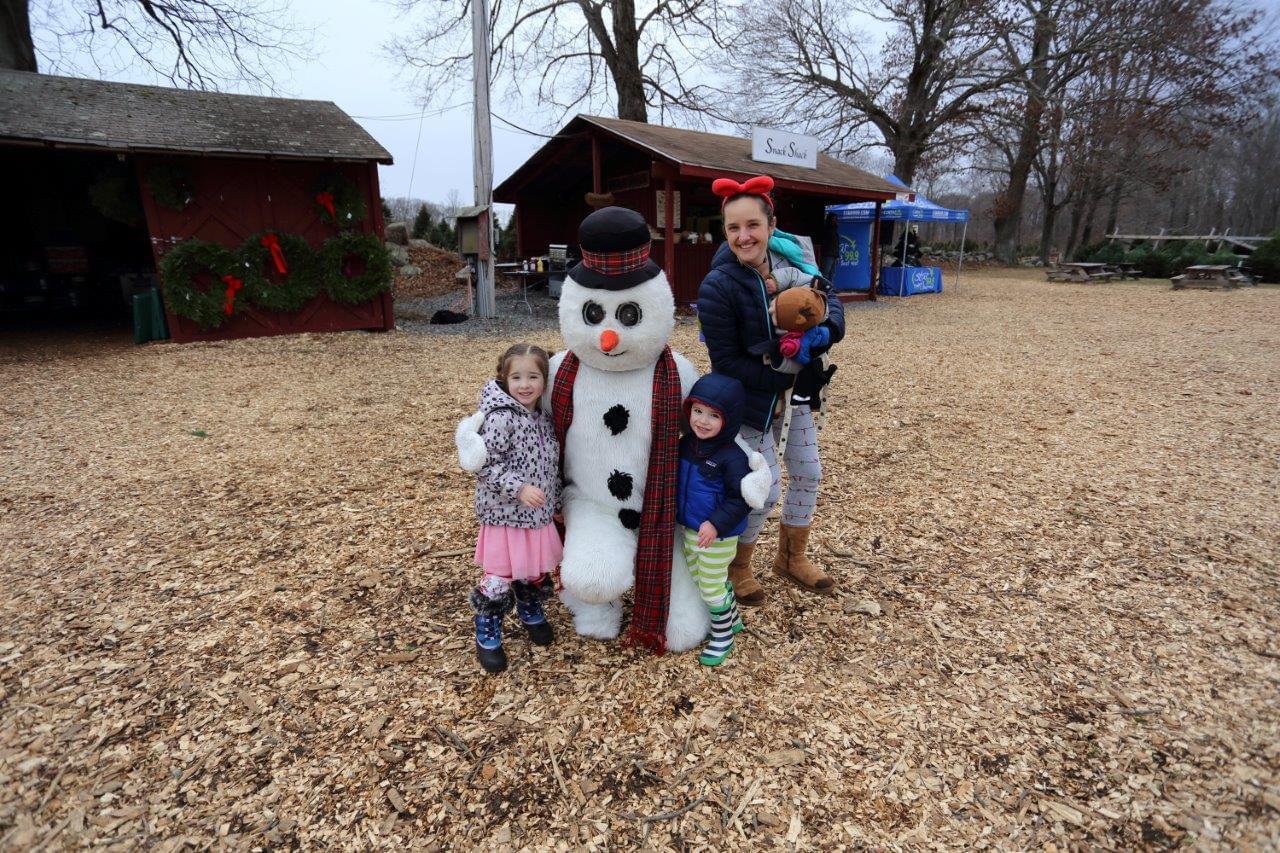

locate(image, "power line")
[[491, 111, 581, 140], [352, 102, 466, 121], [406, 105, 428, 202]]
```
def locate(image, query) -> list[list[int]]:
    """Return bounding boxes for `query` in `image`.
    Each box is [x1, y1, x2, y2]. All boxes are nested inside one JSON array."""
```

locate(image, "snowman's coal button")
[[618, 509, 641, 530], [603, 404, 630, 435], [607, 470, 633, 501]]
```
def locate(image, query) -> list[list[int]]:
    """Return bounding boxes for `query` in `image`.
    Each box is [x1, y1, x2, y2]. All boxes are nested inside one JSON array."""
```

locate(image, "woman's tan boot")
[[727, 541, 765, 606], [773, 524, 835, 594]]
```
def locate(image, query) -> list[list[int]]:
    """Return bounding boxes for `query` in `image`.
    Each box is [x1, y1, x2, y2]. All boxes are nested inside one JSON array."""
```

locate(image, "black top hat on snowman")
[[570, 206, 662, 290]]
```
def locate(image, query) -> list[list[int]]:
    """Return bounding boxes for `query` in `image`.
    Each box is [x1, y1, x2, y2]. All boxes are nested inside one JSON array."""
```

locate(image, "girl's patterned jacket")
[[473, 379, 561, 529]]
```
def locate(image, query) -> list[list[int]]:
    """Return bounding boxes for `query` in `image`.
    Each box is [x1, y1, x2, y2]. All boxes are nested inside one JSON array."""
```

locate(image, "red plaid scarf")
[[552, 348, 681, 654]]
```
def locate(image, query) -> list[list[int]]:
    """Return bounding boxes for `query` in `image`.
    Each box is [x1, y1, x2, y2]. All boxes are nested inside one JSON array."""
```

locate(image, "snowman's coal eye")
[[616, 302, 641, 327], [582, 301, 605, 325]]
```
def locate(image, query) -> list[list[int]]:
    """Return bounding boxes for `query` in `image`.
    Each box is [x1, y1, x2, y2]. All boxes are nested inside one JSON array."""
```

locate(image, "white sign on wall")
[[655, 190, 682, 229], [751, 127, 819, 170]]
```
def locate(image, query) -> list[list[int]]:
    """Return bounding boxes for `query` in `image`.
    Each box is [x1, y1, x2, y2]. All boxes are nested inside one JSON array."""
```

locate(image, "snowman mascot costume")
[[457, 207, 769, 654]]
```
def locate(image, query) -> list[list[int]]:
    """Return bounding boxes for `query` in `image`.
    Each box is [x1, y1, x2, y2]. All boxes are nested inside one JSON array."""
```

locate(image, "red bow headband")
[[711, 175, 775, 210]]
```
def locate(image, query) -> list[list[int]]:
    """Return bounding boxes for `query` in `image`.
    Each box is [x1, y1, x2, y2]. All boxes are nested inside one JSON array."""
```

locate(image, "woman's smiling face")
[[723, 196, 775, 269]]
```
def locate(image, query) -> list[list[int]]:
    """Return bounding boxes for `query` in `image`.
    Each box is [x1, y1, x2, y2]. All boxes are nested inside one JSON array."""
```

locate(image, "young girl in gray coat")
[[465, 343, 562, 674]]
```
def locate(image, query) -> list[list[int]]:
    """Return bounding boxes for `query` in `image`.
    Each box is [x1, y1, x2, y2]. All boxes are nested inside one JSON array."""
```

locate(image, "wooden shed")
[[495, 115, 902, 303], [0, 69, 394, 343]]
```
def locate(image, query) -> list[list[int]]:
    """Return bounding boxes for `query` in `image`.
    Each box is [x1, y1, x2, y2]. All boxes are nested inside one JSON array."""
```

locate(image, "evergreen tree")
[[380, 197, 392, 222], [497, 213, 517, 260], [434, 218, 457, 251], [412, 205, 433, 240]]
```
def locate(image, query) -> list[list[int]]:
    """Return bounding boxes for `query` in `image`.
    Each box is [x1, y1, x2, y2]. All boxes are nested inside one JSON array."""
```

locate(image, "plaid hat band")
[[582, 241, 652, 276]]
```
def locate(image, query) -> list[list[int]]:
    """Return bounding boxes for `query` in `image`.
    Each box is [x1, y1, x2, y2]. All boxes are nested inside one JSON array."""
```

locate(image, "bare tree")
[[8, 0, 307, 90], [388, 0, 727, 123], [985, 0, 1121, 262], [1052, 0, 1277, 257], [726, 0, 1032, 184], [442, 188, 465, 221], [0, 0, 35, 71], [385, 196, 437, 224]]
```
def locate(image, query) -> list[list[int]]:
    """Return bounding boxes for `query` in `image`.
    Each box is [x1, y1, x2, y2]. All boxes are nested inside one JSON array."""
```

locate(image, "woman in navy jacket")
[[697, 175, 845, 604]]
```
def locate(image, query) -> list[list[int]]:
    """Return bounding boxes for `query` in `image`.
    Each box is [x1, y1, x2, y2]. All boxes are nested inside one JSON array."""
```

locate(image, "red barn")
[[0, 69, 394, 343]]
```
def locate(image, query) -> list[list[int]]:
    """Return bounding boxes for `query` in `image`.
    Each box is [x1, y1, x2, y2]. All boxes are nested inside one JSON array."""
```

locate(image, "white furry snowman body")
[[546, 271, 710, 651]]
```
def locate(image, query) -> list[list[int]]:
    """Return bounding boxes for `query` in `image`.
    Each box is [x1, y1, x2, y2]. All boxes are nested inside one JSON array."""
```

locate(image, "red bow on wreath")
[[221, 274, 243, 315], [315, 191, 336, 219], [260, 233, 288, 274], [711, 174, 775, 210]]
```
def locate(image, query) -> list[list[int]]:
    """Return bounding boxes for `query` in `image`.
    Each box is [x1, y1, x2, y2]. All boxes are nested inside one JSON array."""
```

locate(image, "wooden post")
[[869, 201, 882, 300], [592, 135, 602, 195], [471, 0, 496, 318], [663, 175, 675, 284]]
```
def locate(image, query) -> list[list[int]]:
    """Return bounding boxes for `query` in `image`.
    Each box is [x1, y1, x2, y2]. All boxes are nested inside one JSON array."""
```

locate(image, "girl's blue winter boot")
[[470, 588, 514, 674], [512, 577, 554, 646]]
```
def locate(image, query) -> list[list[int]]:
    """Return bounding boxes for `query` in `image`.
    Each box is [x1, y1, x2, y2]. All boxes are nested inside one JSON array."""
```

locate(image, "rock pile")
[[919, 245, 994, 262]]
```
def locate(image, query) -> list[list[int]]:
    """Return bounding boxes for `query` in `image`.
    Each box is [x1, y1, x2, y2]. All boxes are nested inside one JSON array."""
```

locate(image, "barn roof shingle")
[[496, 114, 901, 199], [0, 70, 392, 164]]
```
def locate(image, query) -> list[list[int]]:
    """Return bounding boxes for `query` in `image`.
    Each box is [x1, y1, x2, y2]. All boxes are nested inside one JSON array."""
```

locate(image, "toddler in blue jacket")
[[678, 373, 752, 665]]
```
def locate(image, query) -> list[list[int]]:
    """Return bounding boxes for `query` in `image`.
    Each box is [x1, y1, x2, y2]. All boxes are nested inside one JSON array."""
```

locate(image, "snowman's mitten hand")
[[735, 439, 772, 510], [740, 452, 772, 510], [455, 410, 488, 471]]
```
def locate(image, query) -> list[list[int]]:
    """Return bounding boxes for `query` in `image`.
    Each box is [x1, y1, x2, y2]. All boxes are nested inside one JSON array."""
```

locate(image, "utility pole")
[[472, 0, 496, 317]]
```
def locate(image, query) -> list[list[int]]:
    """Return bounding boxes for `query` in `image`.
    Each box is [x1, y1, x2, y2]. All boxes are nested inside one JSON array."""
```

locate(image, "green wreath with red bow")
[[239, 231, 322, 312], [313, 173, 367, 228], [158, 241, 245, 329]]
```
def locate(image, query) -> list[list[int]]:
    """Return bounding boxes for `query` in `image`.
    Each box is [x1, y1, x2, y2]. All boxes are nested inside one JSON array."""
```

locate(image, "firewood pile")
[[1, 269, 1276, 848]]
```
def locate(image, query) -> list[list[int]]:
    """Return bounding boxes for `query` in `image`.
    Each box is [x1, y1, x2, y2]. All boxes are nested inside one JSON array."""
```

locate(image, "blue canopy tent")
[[826, 177, 970, 296]]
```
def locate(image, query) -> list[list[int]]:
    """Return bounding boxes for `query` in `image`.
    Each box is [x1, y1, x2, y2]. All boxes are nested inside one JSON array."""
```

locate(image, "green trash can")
[[132, 288, 170, 344]]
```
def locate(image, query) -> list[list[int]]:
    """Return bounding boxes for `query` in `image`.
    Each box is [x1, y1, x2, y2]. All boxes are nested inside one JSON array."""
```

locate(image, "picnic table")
[[1045, 262, 1121, 283], [497, 265, 546, 314], [1170, 265, 1253, 290]]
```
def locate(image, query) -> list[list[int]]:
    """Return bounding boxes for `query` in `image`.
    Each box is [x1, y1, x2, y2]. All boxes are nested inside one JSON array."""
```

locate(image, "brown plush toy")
[[773, 286, 827, 335], [771, 287, 830, 363]]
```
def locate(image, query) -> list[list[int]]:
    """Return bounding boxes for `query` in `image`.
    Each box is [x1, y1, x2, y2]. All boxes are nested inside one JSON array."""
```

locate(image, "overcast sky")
[[286, 1, 546, 205]]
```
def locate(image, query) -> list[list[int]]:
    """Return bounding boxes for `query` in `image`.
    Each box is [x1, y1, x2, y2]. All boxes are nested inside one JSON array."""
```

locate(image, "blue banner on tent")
[[831, 221, 872, 291], [881, 266, 943, 296]]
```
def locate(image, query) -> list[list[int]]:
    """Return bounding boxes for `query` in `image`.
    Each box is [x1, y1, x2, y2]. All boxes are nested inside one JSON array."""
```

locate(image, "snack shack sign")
[[751, 127, 819, 170]]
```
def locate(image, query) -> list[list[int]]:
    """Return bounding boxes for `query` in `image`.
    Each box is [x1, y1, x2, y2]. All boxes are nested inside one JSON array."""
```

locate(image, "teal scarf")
[[768, 229, 821, 277]]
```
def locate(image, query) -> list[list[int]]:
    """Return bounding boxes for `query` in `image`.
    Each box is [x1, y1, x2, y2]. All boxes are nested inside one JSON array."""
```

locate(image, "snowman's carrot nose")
[[599, 329, 619, 352]]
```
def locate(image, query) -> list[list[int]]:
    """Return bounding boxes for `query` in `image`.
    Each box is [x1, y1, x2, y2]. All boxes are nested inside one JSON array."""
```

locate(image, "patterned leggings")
[[681, 527, 738, 607], [738, 406, 822, 543]]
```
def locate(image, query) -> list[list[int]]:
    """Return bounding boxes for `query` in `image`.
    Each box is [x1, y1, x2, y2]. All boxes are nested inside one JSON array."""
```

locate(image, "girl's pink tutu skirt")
[[474, 524, 562, 580]]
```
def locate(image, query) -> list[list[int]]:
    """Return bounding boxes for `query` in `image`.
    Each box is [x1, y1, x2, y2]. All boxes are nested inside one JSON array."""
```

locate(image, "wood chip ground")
[[1, 270, 1277, 849]]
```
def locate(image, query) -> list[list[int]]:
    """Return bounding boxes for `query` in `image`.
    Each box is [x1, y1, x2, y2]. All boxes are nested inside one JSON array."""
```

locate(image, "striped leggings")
[[738, 406, 821, 543], [681, 526, 738, 607]]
